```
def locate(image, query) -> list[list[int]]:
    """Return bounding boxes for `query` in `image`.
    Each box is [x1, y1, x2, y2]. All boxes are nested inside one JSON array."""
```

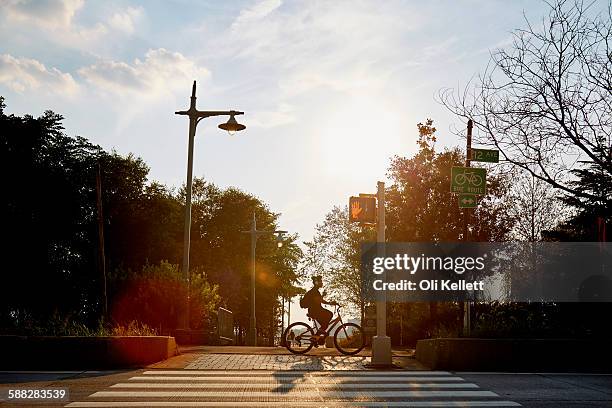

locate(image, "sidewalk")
[[149, 346, 426, 370]]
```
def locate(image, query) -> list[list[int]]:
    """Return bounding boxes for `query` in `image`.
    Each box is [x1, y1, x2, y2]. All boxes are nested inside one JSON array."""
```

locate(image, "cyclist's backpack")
[[300, 289, 315, 309]]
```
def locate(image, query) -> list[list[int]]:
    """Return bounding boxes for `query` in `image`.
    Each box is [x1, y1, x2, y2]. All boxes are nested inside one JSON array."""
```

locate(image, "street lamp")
[[175, 80, 245, 331], [242, 212, 287, 346]]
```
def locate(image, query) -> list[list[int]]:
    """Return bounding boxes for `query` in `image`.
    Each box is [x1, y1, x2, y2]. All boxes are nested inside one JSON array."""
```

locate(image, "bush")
[[110, 261, 220, 332], [110, 320, 158, 336]]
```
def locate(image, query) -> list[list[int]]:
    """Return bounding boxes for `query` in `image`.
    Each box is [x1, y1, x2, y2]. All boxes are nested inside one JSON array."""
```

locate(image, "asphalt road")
[[0, 370, 610, 407], [460, 372, 612, 407]]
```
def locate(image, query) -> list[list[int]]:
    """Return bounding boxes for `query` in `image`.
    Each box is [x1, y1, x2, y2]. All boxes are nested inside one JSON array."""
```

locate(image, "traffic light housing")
[[349, 196, 376, 223]]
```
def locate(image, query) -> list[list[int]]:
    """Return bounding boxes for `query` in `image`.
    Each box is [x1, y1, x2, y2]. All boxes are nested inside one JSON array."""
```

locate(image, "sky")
[[0, 0, 560, 241], [1, 0, 565, 320]]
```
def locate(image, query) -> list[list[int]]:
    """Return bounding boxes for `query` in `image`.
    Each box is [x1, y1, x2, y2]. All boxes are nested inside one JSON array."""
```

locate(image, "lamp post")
[[242, 212, 286, 346], [175, 81, 245, 330]]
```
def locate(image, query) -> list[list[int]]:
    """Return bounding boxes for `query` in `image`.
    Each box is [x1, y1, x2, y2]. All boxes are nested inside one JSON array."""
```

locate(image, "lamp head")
[[276, 232, 285, 248], [219, 113, 246, 135]]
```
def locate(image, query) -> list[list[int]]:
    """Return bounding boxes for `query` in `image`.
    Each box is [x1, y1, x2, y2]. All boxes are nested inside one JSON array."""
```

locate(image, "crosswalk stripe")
[[142, 370, 453, 376], [111, 382, 480, 389], [67, 401, 522, 407], [128, 375, 465, 382], [66, 368, 520, 407], [90, 390, 500, 398]]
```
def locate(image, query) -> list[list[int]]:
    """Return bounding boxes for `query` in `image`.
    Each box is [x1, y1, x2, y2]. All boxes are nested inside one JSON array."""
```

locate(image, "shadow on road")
[[0, 370, 127, 384]]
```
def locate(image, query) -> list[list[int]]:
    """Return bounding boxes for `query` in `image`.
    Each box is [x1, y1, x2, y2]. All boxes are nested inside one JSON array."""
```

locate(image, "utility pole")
[[463, 119, 473, 336], [96, 162, 107, 320], [242, 213, 286, 346], [371, 181, 392, 366], [248, 213, 257, 346]]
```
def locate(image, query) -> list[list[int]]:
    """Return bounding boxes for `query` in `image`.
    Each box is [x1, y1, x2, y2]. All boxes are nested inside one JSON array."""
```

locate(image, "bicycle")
[[454, 170, 483, 186], [282, 305, 365, 355]]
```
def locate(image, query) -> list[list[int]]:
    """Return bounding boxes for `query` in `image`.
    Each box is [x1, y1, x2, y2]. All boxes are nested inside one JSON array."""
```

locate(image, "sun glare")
[[318, 96, 404, 180]]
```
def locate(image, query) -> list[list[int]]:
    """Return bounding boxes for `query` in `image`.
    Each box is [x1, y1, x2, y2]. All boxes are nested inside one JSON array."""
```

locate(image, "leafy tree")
[[302, 206, 375, 320], [110, 261, 220, 333], [182, 178, 303, 343], [0, 106, 102, 327], [545, 162, 612, 241], [0, 98, 302, 341], [386, 119, 513, 242], [304, 119, 514, 342], [386, 119, 514, 341]]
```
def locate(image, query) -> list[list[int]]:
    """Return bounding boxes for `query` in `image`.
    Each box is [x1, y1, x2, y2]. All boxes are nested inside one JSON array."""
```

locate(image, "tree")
[[302, 206, 375, 320], [508, 170, 569, 241], [386, 119, 514, 341], [185, 178, 303, 344], [386, 119, 513, 242], [545, 161, 612, 240], [440, 0, 612, 201], [0, 98, 302, 339], [0, 106, 103, 327]]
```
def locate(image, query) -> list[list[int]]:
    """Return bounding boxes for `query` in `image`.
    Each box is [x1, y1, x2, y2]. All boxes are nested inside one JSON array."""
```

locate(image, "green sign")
[[451, 166, 486, 195], [471, 148, 499, 163], [458, 194, 478, 208]]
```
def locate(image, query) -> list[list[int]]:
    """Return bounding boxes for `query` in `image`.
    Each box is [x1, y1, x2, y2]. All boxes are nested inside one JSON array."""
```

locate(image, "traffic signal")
[[349, 196, 376, 223]]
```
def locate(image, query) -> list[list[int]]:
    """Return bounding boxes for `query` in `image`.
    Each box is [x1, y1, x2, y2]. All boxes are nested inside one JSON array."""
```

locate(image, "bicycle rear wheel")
[[283, 322, 315, 355], [334, 322, 365, 355]]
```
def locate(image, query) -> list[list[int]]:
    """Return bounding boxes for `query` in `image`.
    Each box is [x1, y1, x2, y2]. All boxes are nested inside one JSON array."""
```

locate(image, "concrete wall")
[[416, 338, 612, 372], [0, 335, 178, 369]]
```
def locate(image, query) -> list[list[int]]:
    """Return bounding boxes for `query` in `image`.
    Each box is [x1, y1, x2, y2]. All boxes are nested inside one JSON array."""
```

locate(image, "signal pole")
[[371, 181, 392, 366], [463, 119, 473, 336]]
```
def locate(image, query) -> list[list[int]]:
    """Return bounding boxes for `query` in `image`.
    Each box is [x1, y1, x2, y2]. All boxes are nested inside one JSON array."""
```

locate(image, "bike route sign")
[[451, 166, 486, 195]]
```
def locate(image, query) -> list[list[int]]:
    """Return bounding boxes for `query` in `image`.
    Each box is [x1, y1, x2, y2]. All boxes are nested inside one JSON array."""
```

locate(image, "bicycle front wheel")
[[283, 322, 315, 355], [334, 322, 365, 355]]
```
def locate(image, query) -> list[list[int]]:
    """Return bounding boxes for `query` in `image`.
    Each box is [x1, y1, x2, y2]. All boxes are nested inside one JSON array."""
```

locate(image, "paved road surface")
[[0, 353, 610, 407], [63, 369, 519, 407]]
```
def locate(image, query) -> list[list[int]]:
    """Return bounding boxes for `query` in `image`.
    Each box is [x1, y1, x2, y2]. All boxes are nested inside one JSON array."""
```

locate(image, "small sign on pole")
[[451, 166, 486, 195], [470, 148, 499, 163], [458, 194, 478, 208]]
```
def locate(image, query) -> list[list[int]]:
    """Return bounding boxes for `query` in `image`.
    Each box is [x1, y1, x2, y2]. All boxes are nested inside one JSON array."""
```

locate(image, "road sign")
[[470, 148, 499, 163], [458, 194, 478, 208], [349, 196, 376, 223], [451, 166, 486, 195]]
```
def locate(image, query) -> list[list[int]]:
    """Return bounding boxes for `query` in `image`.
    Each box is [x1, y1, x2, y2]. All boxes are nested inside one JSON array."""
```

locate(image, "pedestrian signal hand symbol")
[[351, 201, 363, 219], [349, 196, 376, 223]]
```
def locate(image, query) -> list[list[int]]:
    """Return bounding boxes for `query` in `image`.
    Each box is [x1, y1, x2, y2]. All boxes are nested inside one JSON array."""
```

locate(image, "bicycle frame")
[[310, 305, 344, 337]]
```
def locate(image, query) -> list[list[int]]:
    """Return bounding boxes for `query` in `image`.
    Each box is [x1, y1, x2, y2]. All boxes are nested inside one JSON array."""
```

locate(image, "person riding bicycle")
[[302, 275, 338, 344]]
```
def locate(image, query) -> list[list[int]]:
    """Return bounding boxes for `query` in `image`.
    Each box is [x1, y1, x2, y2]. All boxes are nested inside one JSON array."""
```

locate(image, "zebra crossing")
[[65, 369, 521, 407]]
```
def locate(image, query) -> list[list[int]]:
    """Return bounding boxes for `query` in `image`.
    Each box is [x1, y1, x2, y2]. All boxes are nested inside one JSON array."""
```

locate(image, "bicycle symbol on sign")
[[454, 170, 483, 186]]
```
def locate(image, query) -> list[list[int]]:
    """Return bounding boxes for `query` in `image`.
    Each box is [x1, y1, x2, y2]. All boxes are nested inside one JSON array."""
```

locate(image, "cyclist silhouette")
[[304, 275, 337, 342]]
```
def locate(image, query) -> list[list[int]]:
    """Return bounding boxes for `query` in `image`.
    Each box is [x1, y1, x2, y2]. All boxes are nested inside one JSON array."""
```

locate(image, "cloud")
[[249, 103, 295, 128], [0, 0, 143, 50], [1, 0, 84, 29], [78, 48, 210, 98], [232, 0, 282, 29], [0, 53, 78, 94], [108, 6, 143, 34]]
